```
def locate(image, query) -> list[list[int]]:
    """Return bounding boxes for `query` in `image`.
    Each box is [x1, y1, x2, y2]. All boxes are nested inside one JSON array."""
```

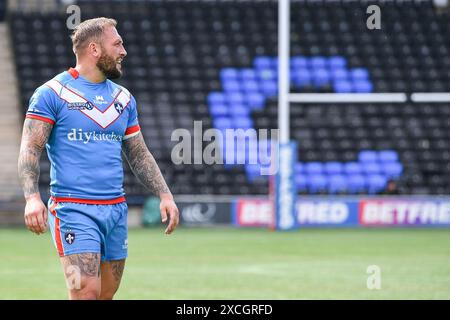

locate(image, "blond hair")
[[70, 17, 117, 54]]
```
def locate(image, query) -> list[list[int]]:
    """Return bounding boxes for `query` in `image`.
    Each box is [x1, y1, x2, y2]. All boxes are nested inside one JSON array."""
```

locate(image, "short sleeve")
[[123, 95, 141, 140], [26, 85, 59, 125]]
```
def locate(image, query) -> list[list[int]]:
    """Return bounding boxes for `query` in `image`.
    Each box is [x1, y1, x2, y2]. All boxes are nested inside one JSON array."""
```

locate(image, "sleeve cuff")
[[26, 114, 55, 125], [123, 125, 140, 140]]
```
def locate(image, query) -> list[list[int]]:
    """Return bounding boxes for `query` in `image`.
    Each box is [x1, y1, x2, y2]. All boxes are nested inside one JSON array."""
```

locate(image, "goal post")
[[274, 0, 298, 230]]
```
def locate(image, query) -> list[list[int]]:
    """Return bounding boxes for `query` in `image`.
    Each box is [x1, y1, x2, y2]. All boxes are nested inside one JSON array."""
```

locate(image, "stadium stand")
[[0, 1, 5, 22], [8, 0, 450, 203]]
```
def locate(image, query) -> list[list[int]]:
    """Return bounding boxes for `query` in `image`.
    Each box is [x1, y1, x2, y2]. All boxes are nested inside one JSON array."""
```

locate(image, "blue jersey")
[[26, 68, 140, 203]]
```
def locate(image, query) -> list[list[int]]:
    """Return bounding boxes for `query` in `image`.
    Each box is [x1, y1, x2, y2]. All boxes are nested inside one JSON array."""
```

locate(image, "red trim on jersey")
[[50, 196, 126, 205], [67, 68, 79, 79], [125, 125, 140, 136], [49, 202, 64, 257], [25, 114, 55, 125]]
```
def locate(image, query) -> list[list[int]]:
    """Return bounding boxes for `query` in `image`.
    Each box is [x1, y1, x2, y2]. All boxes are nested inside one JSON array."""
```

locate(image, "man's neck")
[[74, 63, 106, 83]]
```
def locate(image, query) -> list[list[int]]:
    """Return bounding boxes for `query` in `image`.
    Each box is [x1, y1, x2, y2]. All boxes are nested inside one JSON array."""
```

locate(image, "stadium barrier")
[[142, 195, 450, 229], [233, 197, 450, 228]]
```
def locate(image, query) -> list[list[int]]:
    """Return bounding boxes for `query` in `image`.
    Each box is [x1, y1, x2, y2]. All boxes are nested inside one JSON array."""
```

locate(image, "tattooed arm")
[[18, 118, 53, 235], [122, 132, 179, 234]]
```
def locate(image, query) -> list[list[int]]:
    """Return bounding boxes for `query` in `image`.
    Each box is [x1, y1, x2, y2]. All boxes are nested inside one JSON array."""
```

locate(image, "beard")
[[96, 51, 122, 79]]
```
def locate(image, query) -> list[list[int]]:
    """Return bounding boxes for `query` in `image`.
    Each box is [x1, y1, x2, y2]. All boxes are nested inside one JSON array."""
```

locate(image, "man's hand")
[[24, 194, 48, 235], [159, 193, 179, 235]]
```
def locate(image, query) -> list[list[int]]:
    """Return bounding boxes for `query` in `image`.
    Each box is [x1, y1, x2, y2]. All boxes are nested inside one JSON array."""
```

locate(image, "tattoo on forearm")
[[18, 118, 53, 197], [111, 260, 125, 282], [65, 253, 100, 278], [122, 133, 171, 196]]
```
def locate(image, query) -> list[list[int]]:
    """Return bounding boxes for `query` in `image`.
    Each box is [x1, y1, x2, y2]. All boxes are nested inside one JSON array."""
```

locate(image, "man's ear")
[[88, 42, 102, 58]]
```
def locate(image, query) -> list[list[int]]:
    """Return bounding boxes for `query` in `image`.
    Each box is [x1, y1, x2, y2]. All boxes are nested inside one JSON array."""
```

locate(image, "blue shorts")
[[47, 198, 128, 261]]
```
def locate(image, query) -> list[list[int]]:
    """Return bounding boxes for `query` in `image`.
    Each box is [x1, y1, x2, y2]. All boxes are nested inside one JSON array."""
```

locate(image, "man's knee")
[[69, 281, 101, 300]]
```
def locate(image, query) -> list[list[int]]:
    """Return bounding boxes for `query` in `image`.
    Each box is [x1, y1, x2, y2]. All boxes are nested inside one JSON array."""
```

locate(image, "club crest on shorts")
[[64, 231, 75, 245], [114, 101, 124, 114]]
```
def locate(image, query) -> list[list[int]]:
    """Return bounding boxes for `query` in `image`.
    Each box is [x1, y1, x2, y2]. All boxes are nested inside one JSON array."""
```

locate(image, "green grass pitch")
[[0, 227, 449, 299]]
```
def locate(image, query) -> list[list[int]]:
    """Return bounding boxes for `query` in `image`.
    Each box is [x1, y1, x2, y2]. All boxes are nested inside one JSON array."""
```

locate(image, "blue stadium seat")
[[227, 92, 245, 105], [246, 93, 265, 109], [240, 69, 257, 81], [292, 68, 312, 87], [307, 174, 327, 193], [329, 174, 348, 193], [291, 56, 308, 69], [209, 103, 228, 117], [256, 69, 277, 81], [379, 150, 399, 163], [295, 173, 307, 192], [328, 56, 347, 69], [271, 57, 279, 69], [330, 68, 349, 81], [214, 117, 232, 129], [367, 174, 387, 194], [229, 104, 249, 117], [310, 56, 327, 69], [260, 80, 277, 96], [350, 68, 369, 81], [334, 80, 352, 93], [241, 80, 259, 94], [223, 79, 241, 93], [312, 68, 330, 87], [324, 161, 343, 175], [295, 162, 305, 174], [363, 162, 381, 175], [208, 92, 226, 105], [305, 162, 323, 175], [353, 80, 373, 93], [359, 150, 378, 163], [220, 68, 239, 82], [383, 163, 403, 178], [347, 174, 366, 193], [254, 56, 272, 70], [234, 117, 253, 129], [344, 162, 362, 175]]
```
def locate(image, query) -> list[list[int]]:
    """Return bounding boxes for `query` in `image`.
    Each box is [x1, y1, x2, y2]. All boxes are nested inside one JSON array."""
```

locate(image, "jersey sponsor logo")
[[67, 128, 123, 144], [67, 101, 95, 110], [64, 231, 75, 245]]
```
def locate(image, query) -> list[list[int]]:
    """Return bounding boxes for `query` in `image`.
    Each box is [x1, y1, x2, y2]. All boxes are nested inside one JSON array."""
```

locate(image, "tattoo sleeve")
[[18, 118, 53, 198], [122, 132, 171, 196]]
